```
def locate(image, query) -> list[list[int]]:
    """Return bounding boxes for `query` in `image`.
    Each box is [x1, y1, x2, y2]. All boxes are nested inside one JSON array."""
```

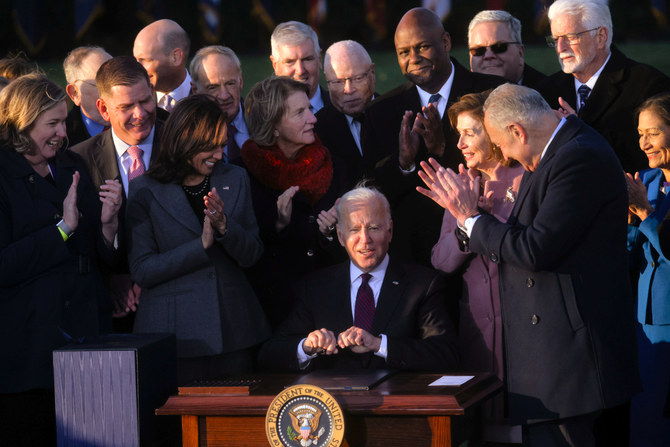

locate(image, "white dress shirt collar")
[[416, 60, 454, 119], [112, 126, 155, 196], [573, 51, 611, 98], [157, 71, 192, 110], [309, 85, 325, 114]]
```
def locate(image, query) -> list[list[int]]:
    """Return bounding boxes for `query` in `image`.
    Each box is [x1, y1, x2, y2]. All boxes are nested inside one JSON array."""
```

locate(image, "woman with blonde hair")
[[242, 76, 347, 329], [0, 73, 121, 444]]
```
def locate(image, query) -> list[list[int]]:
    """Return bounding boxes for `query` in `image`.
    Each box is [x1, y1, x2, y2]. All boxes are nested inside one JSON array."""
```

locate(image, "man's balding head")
[[133, 19, 190, 93], [394, 8, 452, 94], [324, 41, 375, 116]]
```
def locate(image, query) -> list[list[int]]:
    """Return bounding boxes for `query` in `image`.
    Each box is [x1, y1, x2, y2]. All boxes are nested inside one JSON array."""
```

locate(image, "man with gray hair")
[[258, 184, 458, 372], [467, 10, 546, 88], [63, 46, 112, 145], [315, 40, 377, 186], [540, 0, 670, 173], [190, 45, 248, 162], [270, 20, 330, 114], [418, 83, 640, 446], [134, 19, 191, 112]]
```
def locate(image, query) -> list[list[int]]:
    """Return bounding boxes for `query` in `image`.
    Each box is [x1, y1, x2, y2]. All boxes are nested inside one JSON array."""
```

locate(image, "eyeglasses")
[[326, 69, 371, 89], [469, 42, 520, 57], [545, 27, 600, 47]]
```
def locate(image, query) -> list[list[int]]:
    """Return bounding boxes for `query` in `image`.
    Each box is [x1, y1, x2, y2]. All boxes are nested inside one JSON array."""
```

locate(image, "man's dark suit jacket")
[[469, 116, 640, 423], [257, 258, 459, 372], [538, 47, 670, 173], [66, 105, 93, 147], [69, 121, 164, 272], [315, 102, 379, 187], [520, 63, 547, 90], [70, 120, 164, 194], [364, 58, 505, 266]]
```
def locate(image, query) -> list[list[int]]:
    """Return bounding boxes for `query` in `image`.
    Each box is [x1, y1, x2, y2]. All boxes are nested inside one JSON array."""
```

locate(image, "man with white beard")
[[539, 0, 670, 173]]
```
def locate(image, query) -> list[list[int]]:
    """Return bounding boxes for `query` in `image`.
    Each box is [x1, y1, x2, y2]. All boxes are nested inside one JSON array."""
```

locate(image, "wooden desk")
[[156, 372, 500, 447]]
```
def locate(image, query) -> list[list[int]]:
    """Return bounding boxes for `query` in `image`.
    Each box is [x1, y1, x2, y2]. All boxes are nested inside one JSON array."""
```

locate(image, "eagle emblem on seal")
[[287, 403, 326, 446]]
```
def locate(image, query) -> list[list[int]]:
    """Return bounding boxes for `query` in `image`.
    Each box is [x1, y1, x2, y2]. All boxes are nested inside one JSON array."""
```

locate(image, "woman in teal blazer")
[[626, 92, 670, 446]]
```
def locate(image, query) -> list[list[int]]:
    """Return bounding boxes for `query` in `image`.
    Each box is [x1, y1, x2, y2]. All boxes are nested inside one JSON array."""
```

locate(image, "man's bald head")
[[394, 8, 451, 93], [133, 19, 190, 93], [324, 40, 375, 116]]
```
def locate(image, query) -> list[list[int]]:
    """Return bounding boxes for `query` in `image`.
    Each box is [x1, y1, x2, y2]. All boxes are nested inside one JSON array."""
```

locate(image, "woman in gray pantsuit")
[[127, 95, 269, 385]]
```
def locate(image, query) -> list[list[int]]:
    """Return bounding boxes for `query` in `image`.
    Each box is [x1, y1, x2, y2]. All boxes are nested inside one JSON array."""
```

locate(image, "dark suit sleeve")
[[471, 130, 625, 272], [257, 277, 315, 371], [0, 188, 70, 287], [385, 272, 459, 371]]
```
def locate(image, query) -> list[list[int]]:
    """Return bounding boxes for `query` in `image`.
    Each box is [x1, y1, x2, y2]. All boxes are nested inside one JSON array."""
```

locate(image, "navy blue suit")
[[258, 259, 459, 372], [470, 116, 640, 422]]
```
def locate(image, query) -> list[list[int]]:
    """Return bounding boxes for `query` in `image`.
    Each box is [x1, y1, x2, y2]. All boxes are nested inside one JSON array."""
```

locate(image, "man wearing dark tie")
[[71, 56, 164, 327], [190, 45, 248, 163], [365, 7, 505, 266], [63, 46, 112, 145], [316, 40, 377, 186], [539, 0, 670, 173], [258, 185, 458, 371]]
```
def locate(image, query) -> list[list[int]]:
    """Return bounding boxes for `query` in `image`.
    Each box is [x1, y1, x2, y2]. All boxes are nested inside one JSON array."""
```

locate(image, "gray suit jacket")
[[126, 162, 270, 357], [70, 121, 164, 193]]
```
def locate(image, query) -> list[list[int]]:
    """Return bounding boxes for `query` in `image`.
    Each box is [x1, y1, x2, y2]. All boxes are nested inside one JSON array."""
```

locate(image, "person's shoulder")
[[69, 130, 108, 157], [315, 104, 344, 120], [451, 57, 506, 90], [213, 161, 248, 181], [639, 168, 664, 183], [387, 258, 442, 284], [368, 82, 416, 110]]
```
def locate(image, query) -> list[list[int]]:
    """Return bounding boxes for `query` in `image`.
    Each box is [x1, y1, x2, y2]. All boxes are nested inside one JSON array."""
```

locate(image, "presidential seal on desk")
[[266, 384, 345, 446]]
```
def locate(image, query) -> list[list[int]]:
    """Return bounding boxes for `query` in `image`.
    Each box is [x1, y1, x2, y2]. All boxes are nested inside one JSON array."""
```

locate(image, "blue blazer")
[[470, 116, 640, 422], [628, 168, 670, 326]]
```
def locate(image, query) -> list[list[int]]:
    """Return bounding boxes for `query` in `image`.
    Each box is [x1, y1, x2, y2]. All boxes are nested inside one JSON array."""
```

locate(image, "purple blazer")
[[431, 164, 524, 378]]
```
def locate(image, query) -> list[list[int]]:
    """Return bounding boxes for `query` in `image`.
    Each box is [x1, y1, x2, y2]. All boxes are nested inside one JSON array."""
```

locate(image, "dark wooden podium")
[[157, 372, 500, 447]]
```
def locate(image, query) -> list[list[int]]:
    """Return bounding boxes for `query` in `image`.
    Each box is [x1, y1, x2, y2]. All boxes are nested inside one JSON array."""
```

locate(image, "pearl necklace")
[[181, 175, 210, 197]]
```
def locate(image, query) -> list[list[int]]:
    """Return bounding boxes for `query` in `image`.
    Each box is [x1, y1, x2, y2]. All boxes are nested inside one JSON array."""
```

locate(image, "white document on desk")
[[428, 376, 474, 386]]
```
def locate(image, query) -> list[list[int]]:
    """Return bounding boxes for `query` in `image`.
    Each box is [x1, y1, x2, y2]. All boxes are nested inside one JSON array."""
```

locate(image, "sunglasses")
[[469, 42, 520, 57]]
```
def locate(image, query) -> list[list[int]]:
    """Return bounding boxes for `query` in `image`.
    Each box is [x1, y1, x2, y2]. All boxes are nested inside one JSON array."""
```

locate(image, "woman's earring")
[[274, 130, 280, 137]]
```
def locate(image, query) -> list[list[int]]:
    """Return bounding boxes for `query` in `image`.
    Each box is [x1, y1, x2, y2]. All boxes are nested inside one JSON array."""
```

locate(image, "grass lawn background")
[[37, 41, 670, 99]]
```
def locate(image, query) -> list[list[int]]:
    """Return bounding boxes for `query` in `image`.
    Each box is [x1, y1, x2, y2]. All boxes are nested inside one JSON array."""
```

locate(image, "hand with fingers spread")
[[204, 187, 227, 234], [337, 326, 381, 354], [413, 103, 445, 157], [418, 160, 481, 226], [276, 185, 299, 232], [303, 328, 339, 356], [399, 110, 420, 170]]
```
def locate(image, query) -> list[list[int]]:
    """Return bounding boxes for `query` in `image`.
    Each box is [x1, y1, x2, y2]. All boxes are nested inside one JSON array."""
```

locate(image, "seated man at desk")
[[258, 185, 459, 371]]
